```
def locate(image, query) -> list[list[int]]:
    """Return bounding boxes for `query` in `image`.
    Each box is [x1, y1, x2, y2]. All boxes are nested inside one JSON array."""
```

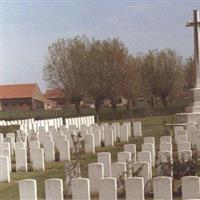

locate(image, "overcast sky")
[[1, 1, 200, 92]]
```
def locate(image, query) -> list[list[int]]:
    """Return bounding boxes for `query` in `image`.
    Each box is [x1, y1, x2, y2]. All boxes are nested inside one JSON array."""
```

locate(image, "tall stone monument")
[[176, 9, 200, 123]]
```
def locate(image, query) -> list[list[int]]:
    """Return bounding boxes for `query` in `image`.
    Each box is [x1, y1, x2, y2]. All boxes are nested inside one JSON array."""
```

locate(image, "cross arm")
[[186, 21, 200, 27], [186, 21, 194, 27]]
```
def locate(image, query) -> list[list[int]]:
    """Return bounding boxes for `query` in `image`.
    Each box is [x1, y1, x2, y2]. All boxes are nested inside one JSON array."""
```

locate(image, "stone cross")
[[186, 10, 200, 87]]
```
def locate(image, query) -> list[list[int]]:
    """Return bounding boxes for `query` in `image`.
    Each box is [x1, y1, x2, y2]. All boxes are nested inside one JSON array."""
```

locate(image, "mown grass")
[[0, 115, 181, 200]]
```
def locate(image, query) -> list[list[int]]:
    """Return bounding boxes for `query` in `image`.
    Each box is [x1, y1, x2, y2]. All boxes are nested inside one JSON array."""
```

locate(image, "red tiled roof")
[[0, 83, 44, 101], [44, 89, 65, 99]]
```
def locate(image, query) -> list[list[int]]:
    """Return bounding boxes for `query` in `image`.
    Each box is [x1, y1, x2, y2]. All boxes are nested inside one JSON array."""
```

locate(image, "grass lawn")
[[0, 115, 182, 200]]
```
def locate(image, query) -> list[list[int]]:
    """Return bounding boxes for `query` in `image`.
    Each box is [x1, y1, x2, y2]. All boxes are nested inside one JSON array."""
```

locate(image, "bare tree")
[[43, 36, 89, 113]]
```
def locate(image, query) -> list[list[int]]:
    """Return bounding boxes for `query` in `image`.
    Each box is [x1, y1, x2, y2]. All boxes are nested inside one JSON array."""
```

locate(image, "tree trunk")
[[150, 96, 154, 107], [95, 98, 101, 114], [111, 98, 117, 111], [73, 97, 82, 114], [74, 101, 81, 114], [126, 98, 133, 110], [162, 95, 168, 107]]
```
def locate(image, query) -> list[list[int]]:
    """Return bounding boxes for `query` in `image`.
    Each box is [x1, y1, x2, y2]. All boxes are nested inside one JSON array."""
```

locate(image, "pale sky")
[[1, 1, 200, 92]]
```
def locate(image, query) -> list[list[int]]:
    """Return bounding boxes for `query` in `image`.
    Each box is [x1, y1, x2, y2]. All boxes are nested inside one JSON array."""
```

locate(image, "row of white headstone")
[[1, 120, 142, 156], [1, 133, 195, 194], [17, 176, 200, 200], [0, 121, 143, 182], [0, 115, 95, 133], [1, 123, 199, 184], [1, 119, 200, 199]]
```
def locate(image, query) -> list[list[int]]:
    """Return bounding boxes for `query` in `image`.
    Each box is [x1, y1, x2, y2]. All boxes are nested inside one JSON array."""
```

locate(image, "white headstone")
[[137, 151, 152, 178], [133, 121, 142, 137], [97, 152, 112, 177], [94, 129, 101, 147], [153, 176, 173, 200], [120, 125, 129, 142], [45, 178, 63, 200], [99, 177, 117, 200], [158, 151, 173, 164], [117, 151, 131, 163], [72, 178, 90, 200], [160, 136, 172, 144], [133, 162, 150, 186], [112, 122, 120, 138], [19, 179, 37, 200], [85, 134, 95, 154], [142, 143, 155, 167], [0, 146, 11, 171], [15, 142, 26, 149], [178, 150, 192, 161], [174, 126, 184, 132], [176, 135, 188, 143], [0, 133, 3, 143], [123, 122, 131, 137], [177, 141, 191, 152], [57, 140, 70, 161], [15, 148, 27, 172], [144, 137, 155, 145], [182, 176, 200, 200], [137, 151, 151, 167], [160, 142, 172, 152], [88, 163, 104, 195], [0, 156, 10, 182], [111, 162, 126, 180], [44, 141, 55, 162], [32, 148, 45, 171], [125, 177, 144, 200], [30, 141, 40, 150], [124, 144, 137, 163], [104, 129, 114, 147]]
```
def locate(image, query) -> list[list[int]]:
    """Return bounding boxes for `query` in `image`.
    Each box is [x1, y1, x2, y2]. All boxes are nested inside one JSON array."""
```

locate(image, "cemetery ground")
[[0, 114, 186, 200]]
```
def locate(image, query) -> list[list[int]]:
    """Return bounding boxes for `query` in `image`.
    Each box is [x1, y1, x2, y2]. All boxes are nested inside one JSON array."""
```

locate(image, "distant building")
[[0, 83, 44, 111], [43, 89, 66, 109]]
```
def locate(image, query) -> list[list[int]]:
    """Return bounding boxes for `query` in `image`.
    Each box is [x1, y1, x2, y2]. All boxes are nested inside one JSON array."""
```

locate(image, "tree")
[[85, 38, 129, 112], [184, 57, 195, 89], [43, 36, 89, 114], [83, 39, 106, 114], [140, 49, 183, 107], [101, 39, 129, 111], [122, 55, 141, 110]]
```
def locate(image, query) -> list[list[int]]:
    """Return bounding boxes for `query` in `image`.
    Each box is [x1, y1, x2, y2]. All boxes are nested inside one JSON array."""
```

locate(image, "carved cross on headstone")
[[186, 10, 200, 87]]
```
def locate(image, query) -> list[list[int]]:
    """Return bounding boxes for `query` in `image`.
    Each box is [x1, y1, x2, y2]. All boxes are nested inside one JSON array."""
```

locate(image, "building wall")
[[0, 101, 2, 111], [0, 98, 44, 111], [46, 97, 67, 109], [32, 99, 44, 110]]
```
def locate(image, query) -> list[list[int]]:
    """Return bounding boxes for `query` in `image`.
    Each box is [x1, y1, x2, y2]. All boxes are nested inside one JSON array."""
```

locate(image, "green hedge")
[[0, 105, 185, 123]]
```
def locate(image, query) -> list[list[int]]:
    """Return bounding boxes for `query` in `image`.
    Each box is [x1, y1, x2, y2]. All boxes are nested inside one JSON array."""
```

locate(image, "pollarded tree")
[[101, 38, 129, 111], [43, 36, 89, 114], [140, 49, 183, 107], [84, 39, 107, 113], [140, 50, 159, 107], [122, 55, 142, 110], [85, 38, 129, 112]]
